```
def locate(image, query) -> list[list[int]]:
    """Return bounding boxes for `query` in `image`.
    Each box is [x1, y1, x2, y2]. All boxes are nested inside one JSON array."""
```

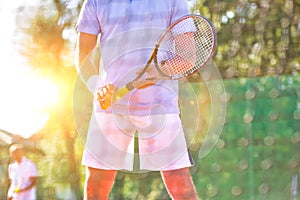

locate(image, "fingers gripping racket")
[[101, 14, 217, 110]]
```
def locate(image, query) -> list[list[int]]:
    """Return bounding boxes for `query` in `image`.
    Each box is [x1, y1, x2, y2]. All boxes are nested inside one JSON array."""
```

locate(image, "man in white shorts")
[[75, 0, 198, 199]]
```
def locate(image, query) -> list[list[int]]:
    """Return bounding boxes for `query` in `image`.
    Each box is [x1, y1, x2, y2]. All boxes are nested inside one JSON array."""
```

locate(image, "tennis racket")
[[100, 14, 217, 110]]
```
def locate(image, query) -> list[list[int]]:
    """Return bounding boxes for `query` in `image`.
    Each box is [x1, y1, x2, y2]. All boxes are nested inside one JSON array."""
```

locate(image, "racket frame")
[[111, 14, 217, 105]]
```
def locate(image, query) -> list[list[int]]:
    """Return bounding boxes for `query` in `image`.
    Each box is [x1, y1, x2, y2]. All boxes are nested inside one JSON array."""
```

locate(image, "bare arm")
[[20, 177, 37, 192], [75, 32, 99, 83], [9, 176, 37, 197], [7, 179, 12, 200]]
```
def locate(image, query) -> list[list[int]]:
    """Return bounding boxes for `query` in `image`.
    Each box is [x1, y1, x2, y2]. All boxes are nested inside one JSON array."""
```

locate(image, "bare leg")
[[161, 167, 198, 200], [84, 167, 117, 200]]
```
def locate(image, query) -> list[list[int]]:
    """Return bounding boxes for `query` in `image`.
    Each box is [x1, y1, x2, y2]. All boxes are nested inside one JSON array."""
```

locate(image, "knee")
[[161, 168, 198, 199], [84, 167, 117, 199], [162, 167, 191, 179], [86, 167, 116, 186]]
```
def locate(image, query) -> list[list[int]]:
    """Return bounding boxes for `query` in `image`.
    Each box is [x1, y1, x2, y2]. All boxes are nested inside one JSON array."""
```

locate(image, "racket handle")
[[112, 86, 130, 102], [101, 81, 154, 110], [101, 83, 132, 110], [136, 82, 155, 89], [100, 87, 128, 110], [112, 81, 155, 102]]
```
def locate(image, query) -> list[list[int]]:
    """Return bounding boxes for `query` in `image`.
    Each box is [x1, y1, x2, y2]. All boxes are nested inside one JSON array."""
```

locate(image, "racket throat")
[[126, 82, 135, 91]]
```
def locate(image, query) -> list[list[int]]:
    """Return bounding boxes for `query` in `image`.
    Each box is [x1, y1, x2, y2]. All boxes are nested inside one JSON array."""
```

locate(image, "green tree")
[[191, 0, 300, 78], [14, 0, 83, 199]]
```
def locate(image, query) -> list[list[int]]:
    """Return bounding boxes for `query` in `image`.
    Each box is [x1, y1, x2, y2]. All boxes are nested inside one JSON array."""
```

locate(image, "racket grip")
[[112, 86, 130, 103], [101, 84, 132, 110]]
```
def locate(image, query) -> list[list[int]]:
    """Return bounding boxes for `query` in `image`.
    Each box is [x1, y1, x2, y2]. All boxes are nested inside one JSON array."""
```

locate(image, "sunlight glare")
[[0, 0, 59, 139], [0, 64, 59, 139]]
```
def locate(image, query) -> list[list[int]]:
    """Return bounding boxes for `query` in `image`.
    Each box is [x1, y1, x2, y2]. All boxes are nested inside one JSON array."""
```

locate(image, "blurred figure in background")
[[7, 144, 37, 200]]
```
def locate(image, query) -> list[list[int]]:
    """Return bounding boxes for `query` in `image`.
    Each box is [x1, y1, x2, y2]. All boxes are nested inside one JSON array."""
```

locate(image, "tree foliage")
[[190, 0, 300, 79], [14, 0, 84, 199]]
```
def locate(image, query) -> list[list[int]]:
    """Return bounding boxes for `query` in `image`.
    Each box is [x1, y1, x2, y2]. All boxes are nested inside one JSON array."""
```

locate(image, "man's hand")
[[96, 84, 115, 110], [96, 66, 160, 109]]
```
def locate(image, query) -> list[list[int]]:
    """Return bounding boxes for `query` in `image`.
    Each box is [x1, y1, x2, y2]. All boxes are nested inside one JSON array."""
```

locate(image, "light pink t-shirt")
[[77, 0, 190, 115], [8, 157, 37, 200]]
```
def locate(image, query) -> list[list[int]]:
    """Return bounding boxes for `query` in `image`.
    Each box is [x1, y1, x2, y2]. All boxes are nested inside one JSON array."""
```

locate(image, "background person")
[[7, 144, 37, 200]]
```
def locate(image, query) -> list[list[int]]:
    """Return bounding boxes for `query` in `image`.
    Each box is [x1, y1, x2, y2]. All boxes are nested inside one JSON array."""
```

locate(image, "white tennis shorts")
[[82, 112, 194, 171]]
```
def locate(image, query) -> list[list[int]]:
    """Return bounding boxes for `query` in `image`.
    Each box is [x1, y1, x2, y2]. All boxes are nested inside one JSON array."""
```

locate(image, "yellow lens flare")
[[0, 0, 59, 139], [0, 66, 59, 139]]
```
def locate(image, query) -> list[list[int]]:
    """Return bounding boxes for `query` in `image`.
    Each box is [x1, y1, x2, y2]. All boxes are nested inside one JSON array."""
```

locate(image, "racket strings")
[[156, 16, 215, 79], [195, 22, 214, 64]]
